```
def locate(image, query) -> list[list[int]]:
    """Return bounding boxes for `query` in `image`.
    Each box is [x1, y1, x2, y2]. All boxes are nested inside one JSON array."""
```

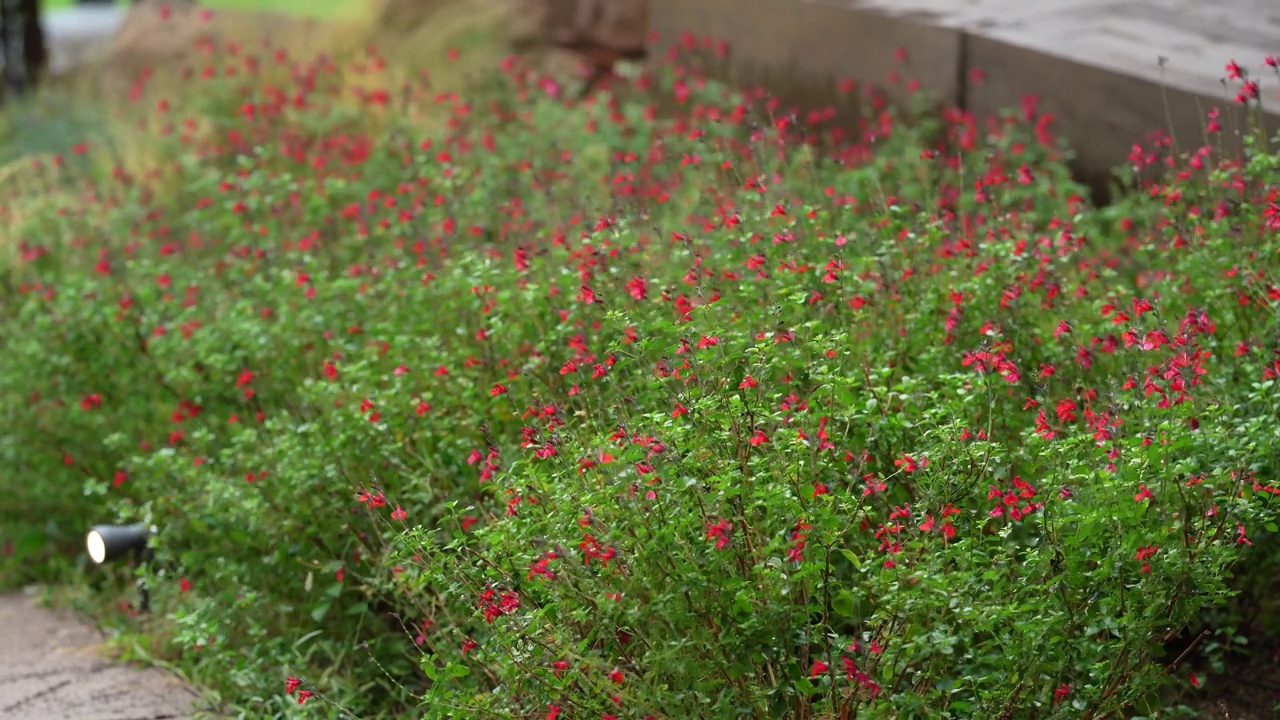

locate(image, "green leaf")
[[831, 590, 855, 618], [310, 602, 330, 622], [839, 549, 861, 569], [834, 385, 857, 408], [292, 630, 325, 650]]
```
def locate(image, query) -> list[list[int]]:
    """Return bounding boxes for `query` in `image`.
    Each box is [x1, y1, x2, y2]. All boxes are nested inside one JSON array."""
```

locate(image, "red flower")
[[626, 276, 647, 300], [285, 677, 301, 694], [391, 505, 407, 521], [810, 660, 829, 677], [179, 577, 192, 593], [894, 453, 925, 473], [1236, 80, 1260, 103], [706, 519, 733, 549], [1237, 524, 1253, 546]]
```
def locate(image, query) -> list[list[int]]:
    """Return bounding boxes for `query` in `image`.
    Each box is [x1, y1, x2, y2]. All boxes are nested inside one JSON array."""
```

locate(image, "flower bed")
[[2, 24, 1280, 720]]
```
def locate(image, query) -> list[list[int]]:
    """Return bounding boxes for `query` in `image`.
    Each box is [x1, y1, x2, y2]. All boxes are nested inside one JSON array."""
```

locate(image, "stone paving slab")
[[0, 590, 199, 720]]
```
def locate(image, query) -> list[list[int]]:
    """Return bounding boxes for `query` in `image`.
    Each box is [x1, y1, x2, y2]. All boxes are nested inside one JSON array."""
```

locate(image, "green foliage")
[[2, 32, 1280, 720]]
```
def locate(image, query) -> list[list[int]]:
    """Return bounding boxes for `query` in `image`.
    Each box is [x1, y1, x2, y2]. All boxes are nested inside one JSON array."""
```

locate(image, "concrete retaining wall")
[[647, 0, 1280, 198]]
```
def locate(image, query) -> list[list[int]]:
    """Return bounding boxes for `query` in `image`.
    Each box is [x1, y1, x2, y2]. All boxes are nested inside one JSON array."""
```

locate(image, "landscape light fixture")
[[86, 523, 156, 611]]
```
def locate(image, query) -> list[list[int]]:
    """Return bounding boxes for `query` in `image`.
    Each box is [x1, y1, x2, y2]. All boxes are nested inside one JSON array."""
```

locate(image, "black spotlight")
[[87, 523, 152, 564], [86, 523, 156, 611]]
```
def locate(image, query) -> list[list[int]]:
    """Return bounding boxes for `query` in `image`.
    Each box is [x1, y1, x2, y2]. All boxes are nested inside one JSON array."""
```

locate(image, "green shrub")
[[2, 29, 1280, 720]]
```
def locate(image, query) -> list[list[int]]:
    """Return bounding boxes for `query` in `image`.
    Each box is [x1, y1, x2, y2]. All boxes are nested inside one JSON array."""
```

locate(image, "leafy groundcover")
[[2, 29, 1280, 720]]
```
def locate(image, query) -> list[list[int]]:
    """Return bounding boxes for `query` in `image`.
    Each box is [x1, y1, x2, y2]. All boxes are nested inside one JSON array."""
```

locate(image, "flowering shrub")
[[2, 21, 1280, 720]]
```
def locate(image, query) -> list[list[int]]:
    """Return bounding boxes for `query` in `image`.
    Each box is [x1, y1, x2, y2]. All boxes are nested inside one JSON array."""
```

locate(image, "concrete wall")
[[648, 0, 1280, 199]]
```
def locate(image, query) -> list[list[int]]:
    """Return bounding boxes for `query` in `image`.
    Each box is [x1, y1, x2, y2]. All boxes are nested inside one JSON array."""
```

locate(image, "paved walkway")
[[43, 4, 129, 75], [0, 590, 199, 720]]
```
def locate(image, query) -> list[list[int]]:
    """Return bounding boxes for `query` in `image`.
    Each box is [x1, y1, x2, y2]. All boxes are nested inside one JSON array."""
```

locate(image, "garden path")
[[43, 4, 127, 75], [0, 590, 199, 720]]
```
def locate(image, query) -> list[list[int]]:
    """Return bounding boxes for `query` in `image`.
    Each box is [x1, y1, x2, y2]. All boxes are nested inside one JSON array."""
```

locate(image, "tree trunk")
[[0, 0, 47, 96]]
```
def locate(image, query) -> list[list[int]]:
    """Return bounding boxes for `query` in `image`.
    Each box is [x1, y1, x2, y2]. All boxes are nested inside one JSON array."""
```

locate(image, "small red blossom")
[[706, 518, 733, 549], [893, 453, 926, 473]]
